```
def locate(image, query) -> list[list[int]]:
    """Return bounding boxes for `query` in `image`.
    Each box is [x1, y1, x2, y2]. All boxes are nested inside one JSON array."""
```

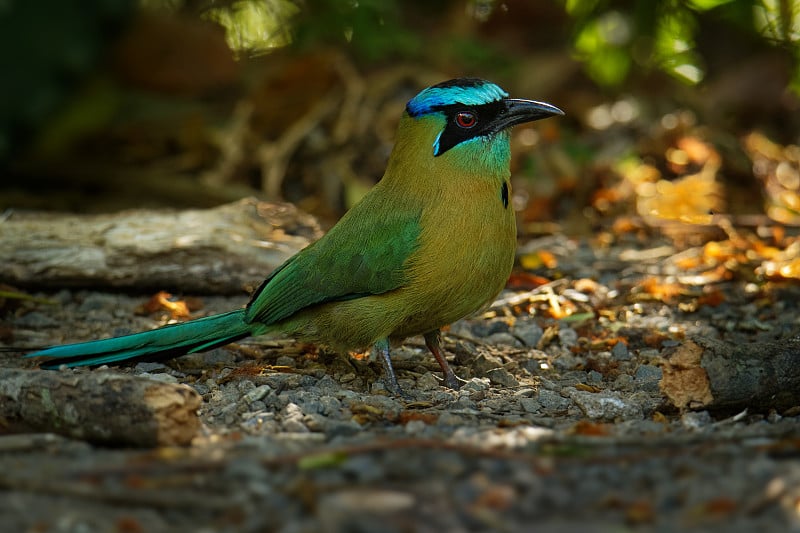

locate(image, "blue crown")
[[406, 78, 508, 117]]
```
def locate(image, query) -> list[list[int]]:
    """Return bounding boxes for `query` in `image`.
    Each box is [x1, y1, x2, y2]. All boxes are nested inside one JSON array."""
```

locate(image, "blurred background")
[[1, 0, 798, 235]]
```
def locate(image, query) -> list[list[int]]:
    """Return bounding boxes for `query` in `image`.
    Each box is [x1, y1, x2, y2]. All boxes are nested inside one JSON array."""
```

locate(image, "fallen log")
[[659, 335, 800, 413], [0, 197, 321, 294], [0, 369, 202, 447]]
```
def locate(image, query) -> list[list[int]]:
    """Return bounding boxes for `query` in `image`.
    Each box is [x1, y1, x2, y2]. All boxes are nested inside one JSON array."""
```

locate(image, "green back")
[[244, 203, 421, 326]]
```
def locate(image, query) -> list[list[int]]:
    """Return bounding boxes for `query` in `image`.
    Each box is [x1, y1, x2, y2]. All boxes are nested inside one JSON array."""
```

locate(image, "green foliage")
[[563, 0, 800, 92], [291, 0, 423, 61], [203, 0, 299, 55]]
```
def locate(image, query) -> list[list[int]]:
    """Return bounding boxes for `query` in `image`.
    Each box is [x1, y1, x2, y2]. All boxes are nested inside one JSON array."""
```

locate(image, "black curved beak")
[[491, 98, 564, 133]]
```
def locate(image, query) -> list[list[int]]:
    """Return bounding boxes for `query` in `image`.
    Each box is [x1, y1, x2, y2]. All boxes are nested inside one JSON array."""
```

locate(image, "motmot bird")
[[27, 78, 563, 396]]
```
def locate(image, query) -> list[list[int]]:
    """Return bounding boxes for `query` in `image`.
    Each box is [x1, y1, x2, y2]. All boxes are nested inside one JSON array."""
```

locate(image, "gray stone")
[[462, 378, 490, 392], [281, 402, 309, 433], [512, 322, 544, 347], [587, 370, 604, 383], [537, 389, 571, 412], [486, 367, 520, 387], [135, 362, 168, 372], [416, 372, 441, 391], [242, 384, 272, 404], [472, 353, 503, 375], [558, 327, 579, 347], [611, 341, 631, 360], [634, 364, 663, 392], [485, 332, 524, 348], [519, 397, 541, 413], [569, 389, 643, 420]]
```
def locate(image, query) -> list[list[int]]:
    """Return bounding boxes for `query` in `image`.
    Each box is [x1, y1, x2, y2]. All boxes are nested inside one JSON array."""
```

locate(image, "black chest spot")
[[500, 181, 509, 209]]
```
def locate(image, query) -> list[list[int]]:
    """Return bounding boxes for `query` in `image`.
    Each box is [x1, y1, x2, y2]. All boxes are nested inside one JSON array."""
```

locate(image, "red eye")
[[456, 111, 477, 128]]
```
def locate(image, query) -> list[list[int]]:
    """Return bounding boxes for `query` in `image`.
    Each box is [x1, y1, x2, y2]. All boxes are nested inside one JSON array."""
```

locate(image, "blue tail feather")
[[28, 309, 251, 368]]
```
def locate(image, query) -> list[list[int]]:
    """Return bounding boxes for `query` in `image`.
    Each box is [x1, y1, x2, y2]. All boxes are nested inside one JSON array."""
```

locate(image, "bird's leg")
[[424, 330, 466, 390], [373, 338, 410, 398]]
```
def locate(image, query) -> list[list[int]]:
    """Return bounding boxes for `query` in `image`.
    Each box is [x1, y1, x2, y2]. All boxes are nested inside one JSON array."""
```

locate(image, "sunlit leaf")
[[687, 0, 735, 11], [204, 0, 299, 55]]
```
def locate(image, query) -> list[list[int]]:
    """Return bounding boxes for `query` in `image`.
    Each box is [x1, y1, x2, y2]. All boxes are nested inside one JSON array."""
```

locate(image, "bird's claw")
[[442, 372, 467, 391]]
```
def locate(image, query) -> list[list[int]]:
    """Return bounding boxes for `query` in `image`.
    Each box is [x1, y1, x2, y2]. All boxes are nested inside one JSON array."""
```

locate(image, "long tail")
[[27, 309, 251, 368]]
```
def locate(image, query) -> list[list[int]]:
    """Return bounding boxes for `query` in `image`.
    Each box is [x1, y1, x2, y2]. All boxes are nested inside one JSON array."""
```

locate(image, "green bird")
[[27, 78, 563, 396]]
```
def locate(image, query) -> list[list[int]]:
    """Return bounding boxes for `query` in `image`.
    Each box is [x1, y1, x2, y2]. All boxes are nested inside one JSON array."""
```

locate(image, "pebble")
[[462, 378, 490, 392], [141, 372, 178, 384], [519, 397, 540, 413], [486, 368, 519, 387], [634, 364, 663, 392], [681, 410, 713, 429], [275, 355, 296, 367], [569, 389, 642, 420], [587, 370, 603, 383], [472, 354, 503, 375], [416, 372, 441, 391], [537, 389, 571, 412], [485, 332, 524, 348], [611, 341, 631, 360], [558, 327, 579, 347], [281, 403, 309, 433], [242, 384, 273, 404], [511, 322, 544, 347], [135, 362, 168, 372]]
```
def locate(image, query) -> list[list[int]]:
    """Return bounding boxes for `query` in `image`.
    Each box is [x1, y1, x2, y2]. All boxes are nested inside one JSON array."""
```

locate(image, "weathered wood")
[[659, 336, 800, 413], [0, 368, 202, 446], [0, 198, 321, 294]]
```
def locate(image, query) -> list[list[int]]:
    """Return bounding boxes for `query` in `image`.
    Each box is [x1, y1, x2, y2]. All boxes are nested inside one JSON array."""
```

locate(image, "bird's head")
[[392, 78, 563, 178]]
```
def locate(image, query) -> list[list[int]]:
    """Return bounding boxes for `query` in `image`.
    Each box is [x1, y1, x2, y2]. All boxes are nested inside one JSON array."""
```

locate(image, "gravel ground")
[[3, 234, 800, 532]]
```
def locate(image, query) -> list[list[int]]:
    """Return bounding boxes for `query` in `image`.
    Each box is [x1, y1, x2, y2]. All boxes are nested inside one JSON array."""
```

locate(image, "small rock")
[[237, 380, 256, 394], [248, 400, 267, 412], [519, 397, 540, 413], [242, 384, 272, 404], [142, 372, 178, 384], [275, 355, 296, 367], [613, 374, 635, 392], [318, 395, 343, 416], [416, 372, 441, 391], [486, 367, 519, 387], [472, 353, 504, 375], [485, 332, 524, 348], [558, 327, 579, 347], [135, 362, 168, 372], [404, 419, 428, 434], [587, 370, 603, 384], [436, 412, 466, 427], [316, 374, 342, 394], [14, 311, 59, 328], [569, 389, 642, 420], [471, 319, 510, 337], [326, 419, 363, 439], [281, 402, 309, 433], [453, 341, 479, 365], [611, 341, 631, 361], [537, 389, 571, 412], [634, 364, 663, 392], [552, 351, 583, 371], [462, 378, 490, 392], [512, 322, 544, 347], [681, 410, 713, 429]]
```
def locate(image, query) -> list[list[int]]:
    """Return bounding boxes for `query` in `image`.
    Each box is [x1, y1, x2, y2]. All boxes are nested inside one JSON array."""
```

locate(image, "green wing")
[[244, 205, 421, 326]]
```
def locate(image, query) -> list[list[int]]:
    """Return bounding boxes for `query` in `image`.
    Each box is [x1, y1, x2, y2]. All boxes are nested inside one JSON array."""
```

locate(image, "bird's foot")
[[382, 376, 413, 400], [424, 330, 465, 391], [373, 338, 412, 400], [442, 371, 467, 391]]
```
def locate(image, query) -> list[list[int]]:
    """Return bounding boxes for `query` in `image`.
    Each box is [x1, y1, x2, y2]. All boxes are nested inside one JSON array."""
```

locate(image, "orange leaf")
[[136, 291, 191, 319]]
